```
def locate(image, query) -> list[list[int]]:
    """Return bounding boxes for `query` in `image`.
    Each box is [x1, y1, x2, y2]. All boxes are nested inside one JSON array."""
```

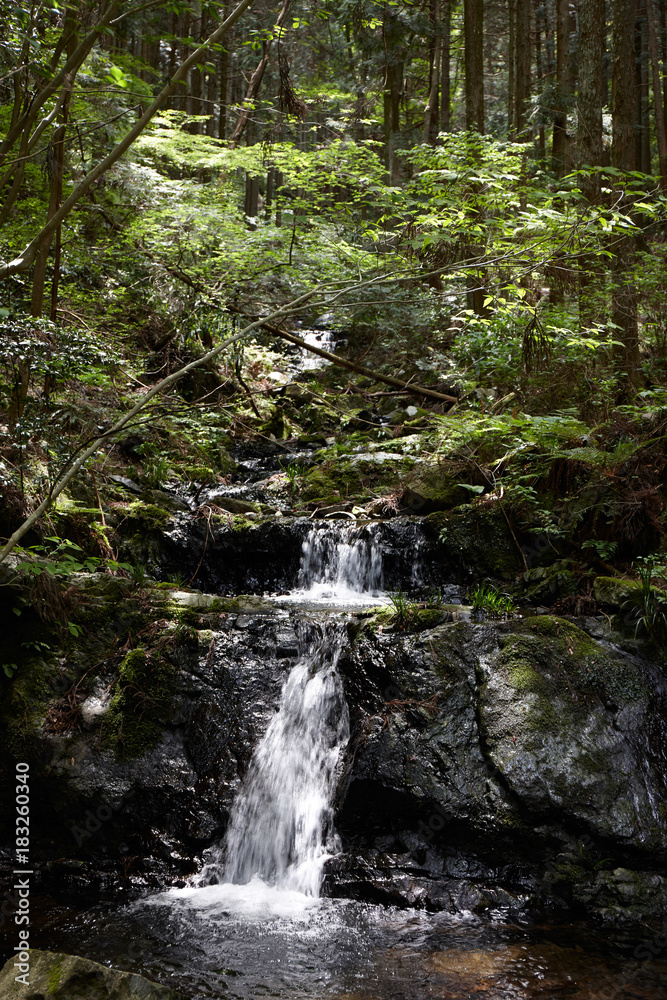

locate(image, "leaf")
[[460, 483, 485, 494]]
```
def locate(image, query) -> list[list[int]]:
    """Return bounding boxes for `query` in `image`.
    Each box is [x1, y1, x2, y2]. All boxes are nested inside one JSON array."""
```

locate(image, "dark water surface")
[[5, 879, 667, 999]]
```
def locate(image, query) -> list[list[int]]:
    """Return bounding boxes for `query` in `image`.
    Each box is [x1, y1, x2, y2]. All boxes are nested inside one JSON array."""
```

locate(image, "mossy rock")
[[425, 501, 523, 580], [101, 645, 179, 759], [0, 950, 186, 999], [372, 605, 450, 634], [520, 560, 579, 603], [401, 466, 469, 513], [593, 576, 642, 610]]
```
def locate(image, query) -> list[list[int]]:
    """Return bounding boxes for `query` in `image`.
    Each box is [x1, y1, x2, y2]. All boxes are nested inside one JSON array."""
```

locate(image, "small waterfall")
[[295, 524, 384, 602], [213, 630, 349, 897]]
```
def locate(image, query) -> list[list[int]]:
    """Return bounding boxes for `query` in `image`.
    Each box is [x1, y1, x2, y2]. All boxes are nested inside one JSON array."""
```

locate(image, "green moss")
[[497, 617, 647, 732], [47, 955, 63, 995], [124, 501, 172, 531], [101, 645, 178, 760]]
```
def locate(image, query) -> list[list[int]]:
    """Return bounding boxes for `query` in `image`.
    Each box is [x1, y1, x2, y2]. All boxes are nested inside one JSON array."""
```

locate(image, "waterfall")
[[295, 524, 384, 602], [213, 630, 349, 897]]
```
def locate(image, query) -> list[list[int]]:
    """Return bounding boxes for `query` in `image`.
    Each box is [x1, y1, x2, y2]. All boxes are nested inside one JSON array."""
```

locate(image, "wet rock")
[[400, 467, 469, 513], [336, 614, 667, 921], [141, 489, 191, 514], [0, 950, 186, 999], [593, 575, 641, 609], [570, 867, 667, 925]]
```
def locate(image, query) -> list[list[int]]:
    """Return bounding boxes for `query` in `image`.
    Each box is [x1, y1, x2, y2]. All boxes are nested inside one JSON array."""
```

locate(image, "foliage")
[[622, 558, 667, 642], [469, 582, 516, 619]]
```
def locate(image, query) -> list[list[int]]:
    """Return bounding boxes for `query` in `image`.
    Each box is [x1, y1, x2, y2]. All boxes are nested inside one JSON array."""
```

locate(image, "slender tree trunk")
[[577, 0, 604, 330], [578, 0, 604, 199], [553, 0, 573, 173], [515, 0, 531, 136], [612, 0, 641, 389], [508, 0, 516, 135], [646, 0, 667, 187], [424, 0, 441, 143], [464, 0, 484, 132], [229, 0, 290, 147], [535, 1, 546, 159], [636, 3, 652, 173], [440, 0, 451, 131]]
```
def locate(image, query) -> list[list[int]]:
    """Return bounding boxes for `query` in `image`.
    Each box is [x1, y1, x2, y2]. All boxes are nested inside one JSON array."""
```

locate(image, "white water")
[[223, 637, 349, 895], [164, 631, 350, 919], [300, 329, 336, 370], [290, 524, 386, 604]]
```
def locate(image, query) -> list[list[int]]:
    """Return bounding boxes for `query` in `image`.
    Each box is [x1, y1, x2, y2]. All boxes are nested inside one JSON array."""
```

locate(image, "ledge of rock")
[[0, 950, 186, 999]]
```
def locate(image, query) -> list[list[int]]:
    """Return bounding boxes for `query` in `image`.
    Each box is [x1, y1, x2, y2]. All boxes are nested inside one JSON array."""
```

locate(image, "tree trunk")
[[646, 0, 667, 187], [440, 0, 451, 131], [229, 0, 291, 148], [508, 0, 516, 135], [578, 0, 604, 200], [424, 0, 441, 143], [464, 0, 484, 132], [636, 3, 652, 173], [553, 0, 573, 174], [612, 0, 641, 389], [514, 0, 531, 136]]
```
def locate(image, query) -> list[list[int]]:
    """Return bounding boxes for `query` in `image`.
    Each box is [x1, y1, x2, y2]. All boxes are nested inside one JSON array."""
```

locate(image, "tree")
[[464, 0, 484, 132], [612, 0, 641, 388], [0, 0, 256, 283]]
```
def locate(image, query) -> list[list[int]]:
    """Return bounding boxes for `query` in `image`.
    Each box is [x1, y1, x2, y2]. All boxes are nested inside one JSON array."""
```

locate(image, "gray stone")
[[0, 950, 186, 999]]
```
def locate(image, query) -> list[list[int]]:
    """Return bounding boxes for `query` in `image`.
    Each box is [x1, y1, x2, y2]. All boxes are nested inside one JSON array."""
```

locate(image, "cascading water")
[[223, 633, 349, 895], [294, 523, 384, 603], [188, 626, 350, 906]]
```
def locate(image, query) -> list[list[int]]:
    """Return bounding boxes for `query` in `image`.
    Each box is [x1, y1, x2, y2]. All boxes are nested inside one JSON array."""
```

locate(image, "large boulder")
[[0, 950, 186, 999], [334, 613, 667, 920]]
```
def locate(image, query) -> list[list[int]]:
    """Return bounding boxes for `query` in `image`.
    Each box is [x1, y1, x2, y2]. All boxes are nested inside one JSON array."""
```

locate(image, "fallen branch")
[[160, 263, 459, 405], [229, 308, 459, 405]]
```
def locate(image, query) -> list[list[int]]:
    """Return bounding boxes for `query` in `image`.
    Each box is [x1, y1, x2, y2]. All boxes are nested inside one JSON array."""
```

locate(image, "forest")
[[2, 2, 667, 999]]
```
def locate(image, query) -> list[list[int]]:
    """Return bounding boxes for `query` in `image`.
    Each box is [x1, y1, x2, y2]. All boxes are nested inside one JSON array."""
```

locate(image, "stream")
[[5, 523, 667, 998]]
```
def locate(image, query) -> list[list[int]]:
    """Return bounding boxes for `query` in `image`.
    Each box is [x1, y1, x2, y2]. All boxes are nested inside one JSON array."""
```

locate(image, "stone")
[[0, 950, 186, 999], [593, 575, 642, 610], [208, 496, 260, 515], [401, 467, 468, 513], [141, 490, 190, 514], [108, 475, 142, 494]]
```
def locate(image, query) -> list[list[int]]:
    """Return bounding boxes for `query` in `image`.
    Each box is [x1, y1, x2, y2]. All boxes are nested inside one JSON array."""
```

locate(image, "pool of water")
[[9, 881, 667, 1000]]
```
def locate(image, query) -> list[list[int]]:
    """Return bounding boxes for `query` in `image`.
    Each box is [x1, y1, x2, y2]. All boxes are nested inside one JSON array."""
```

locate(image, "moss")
[[101, 644, 178, 760], [124, 501, 172, 531], [497, 617, 647, 732], [47, 955, 63, 995]]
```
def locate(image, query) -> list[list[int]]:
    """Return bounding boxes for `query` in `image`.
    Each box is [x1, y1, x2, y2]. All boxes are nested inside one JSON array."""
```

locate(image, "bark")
[[464, 0, 484, 132], [508, 0, 516, 135], [514, 0, 531, 136], [646, 0, 667, 188], [229, 0, 291, 148], [0, 0, 256, 280], [440, 0, 451, 131], [636, 3, 652, 173], [553, 0, 573, 174], [578, 0, 604, 200], [424, 0, 441, 143], [612, 0, 641, 389]]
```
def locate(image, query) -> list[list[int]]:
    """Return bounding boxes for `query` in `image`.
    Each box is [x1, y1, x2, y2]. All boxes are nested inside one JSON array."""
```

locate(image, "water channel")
[[6, 524, 667, 999]]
